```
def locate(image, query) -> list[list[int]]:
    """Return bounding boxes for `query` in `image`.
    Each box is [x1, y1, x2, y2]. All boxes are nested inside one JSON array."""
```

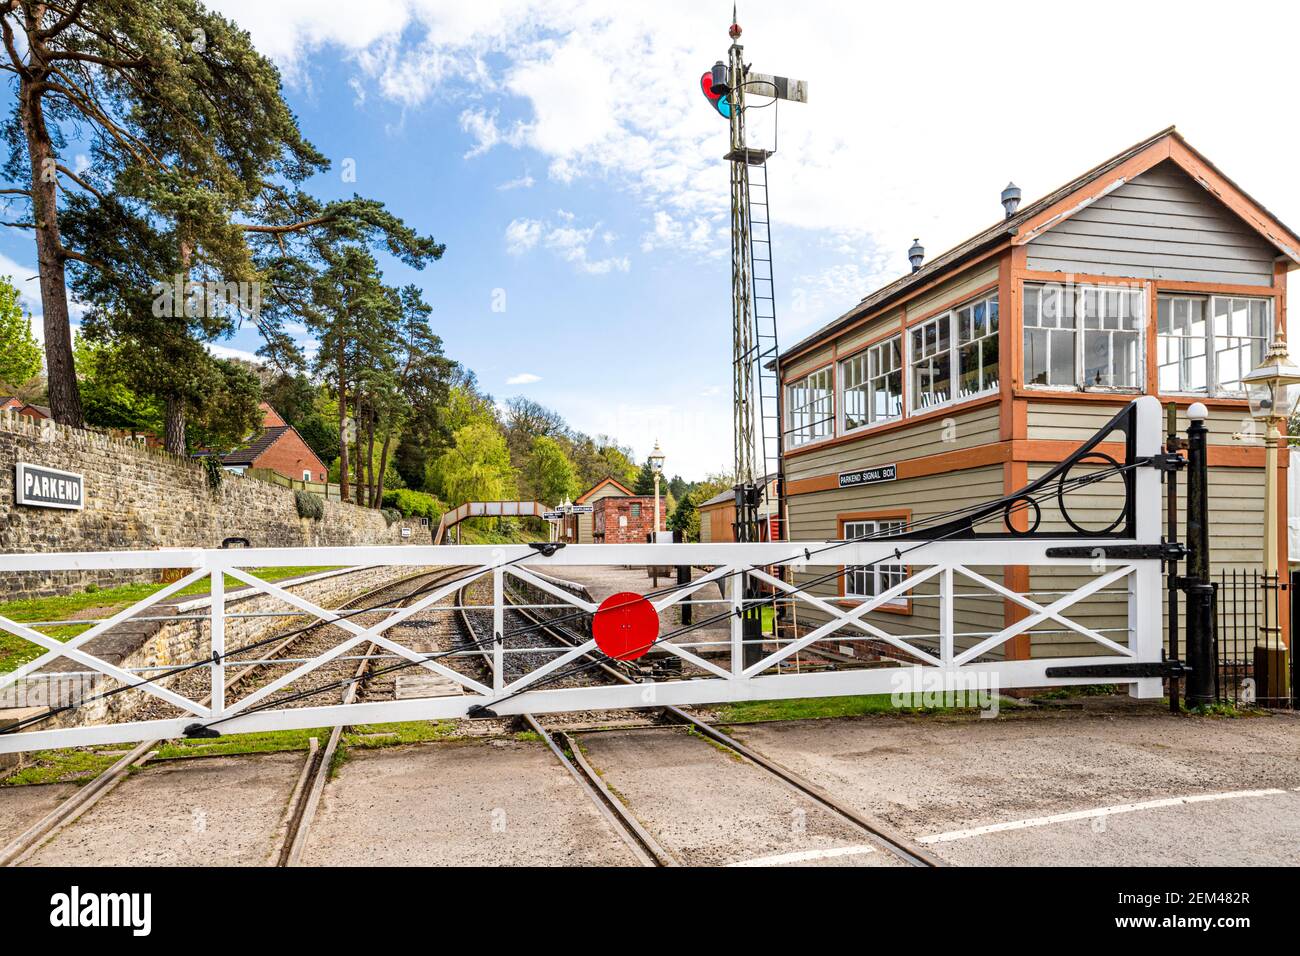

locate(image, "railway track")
[[454, 579, 668, 866], [0, 564, 469, 867], [485, 579, 942, 868]]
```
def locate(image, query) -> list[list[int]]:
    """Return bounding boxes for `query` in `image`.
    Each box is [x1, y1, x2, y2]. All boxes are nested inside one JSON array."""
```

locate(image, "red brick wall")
[[253, 429, 327, 482], [593, 495, 665, 543]]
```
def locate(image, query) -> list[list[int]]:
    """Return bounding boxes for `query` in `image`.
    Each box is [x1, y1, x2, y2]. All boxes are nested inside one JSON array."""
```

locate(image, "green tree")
[[74, 336, 163, 434], [186, 359, 263, 452], [633, 458, 657, 496], [0, 276, 40, 389], [1, 1, 325, 426], [427, 419, 515, 505], [669, 479, 730, 542], [523, 435, 578, 505]]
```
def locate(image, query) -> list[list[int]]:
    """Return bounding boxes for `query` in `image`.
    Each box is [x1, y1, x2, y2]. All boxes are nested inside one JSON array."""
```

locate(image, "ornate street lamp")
[[1240, 336, 1300, 694], [648, 441, 665, 540]]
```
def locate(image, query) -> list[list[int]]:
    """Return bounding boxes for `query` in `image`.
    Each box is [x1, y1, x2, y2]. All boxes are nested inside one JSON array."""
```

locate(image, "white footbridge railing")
[[0, 401, 1164, 754]]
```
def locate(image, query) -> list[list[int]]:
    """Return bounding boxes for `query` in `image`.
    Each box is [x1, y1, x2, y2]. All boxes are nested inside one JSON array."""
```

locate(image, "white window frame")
[[839, 335, 903, 435], [1155, 293, 1273, 397], [1023, 282, 1145, 392], [302, 470, 312, 481], [906, 292, 1000, 415], [842, 517, 907, 607], [784, 365, 835, 448]]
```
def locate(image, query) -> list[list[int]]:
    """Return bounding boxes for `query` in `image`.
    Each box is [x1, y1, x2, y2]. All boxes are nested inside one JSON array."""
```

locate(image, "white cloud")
[[459, 108, 531, 159], [506, 372, 541, 385], [503, 212, 630, 274], [504, 217, 544, 254], [207, 343, 265, 365], [497, 173, 536, 191], [208, 0, 1300, 297]]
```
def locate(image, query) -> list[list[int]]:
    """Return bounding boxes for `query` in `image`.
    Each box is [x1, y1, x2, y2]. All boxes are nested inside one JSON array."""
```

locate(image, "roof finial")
[[729, 3, 742, 40]]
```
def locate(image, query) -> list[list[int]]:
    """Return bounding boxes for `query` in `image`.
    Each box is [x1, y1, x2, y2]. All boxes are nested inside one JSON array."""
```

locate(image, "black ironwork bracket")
[[893, 400, 1143, 540], [1044, 661, 1191, 679], [1045, 543, 1188, 561], [1141, 452, 1186, 474], [528, 542, 565, 556]]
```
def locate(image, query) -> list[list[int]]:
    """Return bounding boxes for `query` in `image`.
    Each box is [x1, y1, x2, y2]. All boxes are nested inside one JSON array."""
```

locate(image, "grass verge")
[[712, 692, 1004, 723]]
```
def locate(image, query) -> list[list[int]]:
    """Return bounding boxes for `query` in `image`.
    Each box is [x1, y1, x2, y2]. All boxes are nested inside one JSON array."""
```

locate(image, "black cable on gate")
[[463, 470, 1146, 715], [493, 457, 1146, 643], [1, 555, 540, 737], [198, 459, 1148, 726], [4, 461, 1142, 737]]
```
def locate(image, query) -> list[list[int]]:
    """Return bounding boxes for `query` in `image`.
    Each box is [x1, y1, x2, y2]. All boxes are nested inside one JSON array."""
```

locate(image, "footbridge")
[[433, 501, 550, 544]]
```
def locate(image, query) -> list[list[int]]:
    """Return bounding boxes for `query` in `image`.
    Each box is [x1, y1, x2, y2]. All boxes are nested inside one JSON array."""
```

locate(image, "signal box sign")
[[16, 462, 84, 510], [837, 463, 897, 489]]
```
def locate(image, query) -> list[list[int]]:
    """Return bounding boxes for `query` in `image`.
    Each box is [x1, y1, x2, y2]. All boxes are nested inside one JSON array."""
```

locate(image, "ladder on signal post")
[[735, 148, 783, 541]]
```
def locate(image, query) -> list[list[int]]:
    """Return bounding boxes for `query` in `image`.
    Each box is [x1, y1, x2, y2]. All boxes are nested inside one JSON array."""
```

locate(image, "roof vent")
[[1001, 182, 1022, 219], [908, 238, 925, 273]]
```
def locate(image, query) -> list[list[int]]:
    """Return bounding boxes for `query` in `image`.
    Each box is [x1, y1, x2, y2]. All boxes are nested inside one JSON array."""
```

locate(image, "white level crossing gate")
[[0, 399, 1167, 754]]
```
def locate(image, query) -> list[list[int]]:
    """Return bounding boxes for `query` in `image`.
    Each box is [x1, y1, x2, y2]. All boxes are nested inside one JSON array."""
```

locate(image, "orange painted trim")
[[1014, 439, 1267, 469], [1147, 278, 1282, 299], [1019, 270, 1151, 289], [1003, 456, 1031, 662], [1168, 138, 1300, 264], [787, 435, 1270, 498], [1015, 388, 1252, 410], [781, 241, 1013, 366], [575, 476, 634, 503], [836, 509, 913, 615], [784, 394, 1001, 461]]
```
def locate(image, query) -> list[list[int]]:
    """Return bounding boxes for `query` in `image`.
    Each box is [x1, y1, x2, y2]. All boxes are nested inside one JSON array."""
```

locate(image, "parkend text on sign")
[[837, 463, 897, 489], [15, 462, 84, 510]]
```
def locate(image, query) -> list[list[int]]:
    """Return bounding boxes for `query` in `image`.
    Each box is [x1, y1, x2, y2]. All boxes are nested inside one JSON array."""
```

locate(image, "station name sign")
[[16, 462, 84, 510], [837, 463, 897, 489]]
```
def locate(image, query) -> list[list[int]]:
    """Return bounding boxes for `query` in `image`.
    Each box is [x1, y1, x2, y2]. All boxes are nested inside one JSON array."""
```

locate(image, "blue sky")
[[5, 1, 1300, 478]]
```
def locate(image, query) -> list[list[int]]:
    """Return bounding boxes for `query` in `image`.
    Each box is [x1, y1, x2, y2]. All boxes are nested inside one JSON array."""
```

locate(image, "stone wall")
[[0, 411, 413, 599]]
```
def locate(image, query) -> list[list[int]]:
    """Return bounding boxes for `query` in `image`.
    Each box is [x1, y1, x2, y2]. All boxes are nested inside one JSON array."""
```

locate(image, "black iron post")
[[1165, 403, 1181, 714], [1185, 405, 1215, 707], [674, 528, 692, 626], [735, 482, 765, 668]]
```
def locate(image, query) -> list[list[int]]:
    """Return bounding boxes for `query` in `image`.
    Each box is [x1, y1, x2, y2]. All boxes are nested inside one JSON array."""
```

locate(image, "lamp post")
[[1241, 335, 1300, 700], [649, 441, 665, 541]]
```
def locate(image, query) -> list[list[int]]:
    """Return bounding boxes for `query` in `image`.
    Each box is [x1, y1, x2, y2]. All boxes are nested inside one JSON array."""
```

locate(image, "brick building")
[[561, 476, 635, 542], [592, 494, 665, 543], [0, 396, 50, 420], [215, 403, 327, 483]]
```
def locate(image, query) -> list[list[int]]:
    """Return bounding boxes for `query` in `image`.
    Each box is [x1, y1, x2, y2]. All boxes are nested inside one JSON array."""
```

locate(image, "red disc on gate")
[[592, 592, 659, 661]]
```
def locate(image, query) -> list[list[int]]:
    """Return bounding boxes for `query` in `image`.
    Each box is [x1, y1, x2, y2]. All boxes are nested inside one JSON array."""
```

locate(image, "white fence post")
[[730, 567, 744, 677], [492, 567, 504, 694], [940, 566, 954, 666], [209, 568, 225, 716]]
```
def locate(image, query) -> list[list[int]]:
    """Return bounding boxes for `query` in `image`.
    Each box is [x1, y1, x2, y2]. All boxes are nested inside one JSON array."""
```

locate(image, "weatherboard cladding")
[[1025, 162, 1277, 285]]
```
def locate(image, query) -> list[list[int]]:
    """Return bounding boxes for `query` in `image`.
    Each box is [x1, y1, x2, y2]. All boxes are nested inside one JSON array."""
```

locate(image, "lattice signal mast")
[[701, 12, 807, 543]]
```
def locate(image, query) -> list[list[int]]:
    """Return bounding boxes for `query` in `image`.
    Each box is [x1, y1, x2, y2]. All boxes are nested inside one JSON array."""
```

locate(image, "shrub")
[[381, 488, 444, 522], [295, 490, 325, 521], [202, 454, 224, 491], [381, 507, 402, 526]]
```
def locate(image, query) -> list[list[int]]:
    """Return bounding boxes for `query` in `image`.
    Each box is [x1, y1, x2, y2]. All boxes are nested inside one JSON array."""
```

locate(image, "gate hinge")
[[1045, 543, 1187, 561], [1044, 661, 1191, 679], [1140, 452, 1186, 473]]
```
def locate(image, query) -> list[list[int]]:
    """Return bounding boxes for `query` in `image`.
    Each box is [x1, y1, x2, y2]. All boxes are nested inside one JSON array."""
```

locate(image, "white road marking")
[[727, 844, 878, 867], [919, 788, 1290, 845]]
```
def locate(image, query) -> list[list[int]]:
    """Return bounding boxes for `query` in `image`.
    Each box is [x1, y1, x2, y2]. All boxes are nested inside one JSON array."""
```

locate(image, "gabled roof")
[[220, 425, 290, 466], [782, 127, 1300, 363], [576, 476, 634, 503]]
